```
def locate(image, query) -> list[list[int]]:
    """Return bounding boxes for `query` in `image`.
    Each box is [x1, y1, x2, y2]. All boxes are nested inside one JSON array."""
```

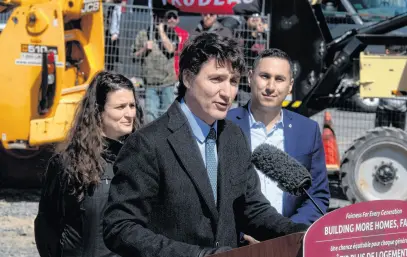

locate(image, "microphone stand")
[[302, 187, 325, 216]]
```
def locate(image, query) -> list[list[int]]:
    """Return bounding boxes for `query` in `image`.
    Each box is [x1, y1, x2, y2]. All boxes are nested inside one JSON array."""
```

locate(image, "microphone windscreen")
[[251, 143, 312, 196]]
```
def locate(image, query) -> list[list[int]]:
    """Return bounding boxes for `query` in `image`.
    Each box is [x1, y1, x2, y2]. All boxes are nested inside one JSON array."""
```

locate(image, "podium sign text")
[[303, 200, 407, 257]]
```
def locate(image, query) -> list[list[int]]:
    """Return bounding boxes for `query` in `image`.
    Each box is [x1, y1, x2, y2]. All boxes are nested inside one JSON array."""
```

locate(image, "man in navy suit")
[[227, 48, 330, 227]]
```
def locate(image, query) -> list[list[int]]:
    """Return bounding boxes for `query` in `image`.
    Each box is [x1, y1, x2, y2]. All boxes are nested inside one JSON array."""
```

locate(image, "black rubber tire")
[[0, 145, 54, 188], [340, 127, 407, 203]]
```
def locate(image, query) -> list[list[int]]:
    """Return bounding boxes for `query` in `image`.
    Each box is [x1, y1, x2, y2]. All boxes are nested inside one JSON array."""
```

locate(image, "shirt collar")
[[180, 98, 218, 143], [247, 100, 284, 128]]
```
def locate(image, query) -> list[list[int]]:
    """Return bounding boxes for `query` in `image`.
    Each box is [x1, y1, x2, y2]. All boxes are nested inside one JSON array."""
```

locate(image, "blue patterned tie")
[[206, 128, 218, 203]]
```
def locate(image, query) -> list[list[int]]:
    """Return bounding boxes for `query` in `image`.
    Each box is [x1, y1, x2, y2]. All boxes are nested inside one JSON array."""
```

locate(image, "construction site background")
[[0, 2, 406, 161], [105, 2, 407, 162]]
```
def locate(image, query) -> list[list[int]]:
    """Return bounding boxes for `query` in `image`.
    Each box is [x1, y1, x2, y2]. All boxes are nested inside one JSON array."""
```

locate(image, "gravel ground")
[[0, 188, 40, 257]]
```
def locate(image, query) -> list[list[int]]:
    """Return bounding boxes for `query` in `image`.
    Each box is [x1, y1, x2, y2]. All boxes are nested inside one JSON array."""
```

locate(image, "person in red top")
[[164, 10, 189, 77]]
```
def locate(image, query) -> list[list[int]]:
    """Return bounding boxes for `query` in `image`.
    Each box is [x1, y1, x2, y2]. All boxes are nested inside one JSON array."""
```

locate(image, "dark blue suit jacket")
[[226, 104, 330, 225]]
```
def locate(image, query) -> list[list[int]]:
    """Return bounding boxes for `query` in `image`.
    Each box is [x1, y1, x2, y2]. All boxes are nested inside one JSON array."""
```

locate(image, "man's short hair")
[[176, 32, 245, 97], [252, 48, 294, 79]]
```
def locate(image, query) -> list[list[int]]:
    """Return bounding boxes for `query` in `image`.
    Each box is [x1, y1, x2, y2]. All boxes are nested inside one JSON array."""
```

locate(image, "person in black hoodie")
[[34, 71, 144, 257]]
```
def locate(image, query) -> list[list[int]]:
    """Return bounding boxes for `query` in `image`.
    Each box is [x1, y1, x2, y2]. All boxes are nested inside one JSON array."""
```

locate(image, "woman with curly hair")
[[34, 71, 144, 257]]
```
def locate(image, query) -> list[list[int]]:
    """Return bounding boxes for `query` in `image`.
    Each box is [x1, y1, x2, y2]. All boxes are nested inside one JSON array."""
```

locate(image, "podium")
[[210, 200, 407, 257], [210, 232, 305, 257]]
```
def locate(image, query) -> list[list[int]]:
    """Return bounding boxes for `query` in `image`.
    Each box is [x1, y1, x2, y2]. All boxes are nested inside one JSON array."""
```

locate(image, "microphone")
[[251, 143, 325, 216]]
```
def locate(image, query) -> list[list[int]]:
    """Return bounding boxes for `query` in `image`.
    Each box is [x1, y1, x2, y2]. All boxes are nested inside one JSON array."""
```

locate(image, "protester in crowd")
[[105, 0, 122, 71], [103, 32, 309, 257], [131, 15, 179, 123], [34, 71, 144, 257], [239, 13, 267, 61], [103, 0, 115, 44], [375, 44, 407, 130], [236, 13, 268, 106], [163, 10, 190, 77], [192, 13, 233, 38], [227, 48, 330, 227], [218, 15, 244, 33]]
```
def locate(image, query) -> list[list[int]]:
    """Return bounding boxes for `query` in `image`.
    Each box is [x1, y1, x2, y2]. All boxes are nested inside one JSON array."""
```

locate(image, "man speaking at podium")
[[103, 32, 309, 257]]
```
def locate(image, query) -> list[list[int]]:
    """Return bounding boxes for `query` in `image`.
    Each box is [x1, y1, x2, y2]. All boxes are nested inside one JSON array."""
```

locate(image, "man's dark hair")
[[252, 48, 294, 78], [176, 32, 245, 97]]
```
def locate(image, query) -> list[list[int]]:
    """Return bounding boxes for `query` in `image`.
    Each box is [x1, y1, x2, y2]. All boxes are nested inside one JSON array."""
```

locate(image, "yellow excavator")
[[0, 0, 104, 186], [2, 0, 407, 204]]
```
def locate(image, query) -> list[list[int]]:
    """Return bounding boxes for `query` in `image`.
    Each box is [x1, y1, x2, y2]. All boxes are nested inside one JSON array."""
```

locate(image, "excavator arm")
[[269, 0, 407, 117]]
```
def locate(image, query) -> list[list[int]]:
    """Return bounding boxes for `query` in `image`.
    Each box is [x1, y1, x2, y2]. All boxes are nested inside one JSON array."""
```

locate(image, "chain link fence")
[[0, 9, 10, 31], [103, 2, 269, 123], [311, 9, 407, 158], [0, 2, 269, 123], [1, 3, 406, 158]]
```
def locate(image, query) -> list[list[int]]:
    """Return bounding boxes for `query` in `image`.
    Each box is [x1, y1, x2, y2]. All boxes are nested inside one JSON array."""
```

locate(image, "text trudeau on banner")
[[303, 200, 407, 257]]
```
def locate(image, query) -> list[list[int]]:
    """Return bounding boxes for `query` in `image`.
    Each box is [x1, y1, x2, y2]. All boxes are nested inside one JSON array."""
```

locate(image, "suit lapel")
[[283, 109, 295, 157], [216, 120, 232, 221], [234, 102, 251, 146], [167, 102, 219, 222], [282, 108, 296, 216]]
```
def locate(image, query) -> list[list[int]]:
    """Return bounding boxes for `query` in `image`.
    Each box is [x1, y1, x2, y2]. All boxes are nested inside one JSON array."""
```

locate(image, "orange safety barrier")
[[322, 111, 340, 172]]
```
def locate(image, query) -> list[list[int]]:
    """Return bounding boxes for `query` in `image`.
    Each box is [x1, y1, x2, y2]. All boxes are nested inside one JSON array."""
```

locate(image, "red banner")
[[132, 0, 259, 15], [304, 200, 407, 257], [165, 0, 240, 14]]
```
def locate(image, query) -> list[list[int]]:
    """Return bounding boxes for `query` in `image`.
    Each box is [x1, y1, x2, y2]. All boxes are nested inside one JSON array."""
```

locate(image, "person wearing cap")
[[164, 10, 189, 77], [131, 11, 181, 123]]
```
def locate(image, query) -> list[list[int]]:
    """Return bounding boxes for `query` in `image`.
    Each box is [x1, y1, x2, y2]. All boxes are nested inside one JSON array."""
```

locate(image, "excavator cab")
[[0, 0, 105, 150]]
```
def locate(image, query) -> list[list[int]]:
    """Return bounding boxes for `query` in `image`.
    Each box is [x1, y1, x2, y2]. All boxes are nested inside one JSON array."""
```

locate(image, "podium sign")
[[303, 200, 407, 257], [209, 232, 304, 257]]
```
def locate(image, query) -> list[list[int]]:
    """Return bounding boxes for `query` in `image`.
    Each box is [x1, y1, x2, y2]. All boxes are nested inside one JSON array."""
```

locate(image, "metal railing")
[[0, 9, 10, 28], [103, 3, 270, 122], [313, 9, 407, 157], [1, 4, 406, 154]]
